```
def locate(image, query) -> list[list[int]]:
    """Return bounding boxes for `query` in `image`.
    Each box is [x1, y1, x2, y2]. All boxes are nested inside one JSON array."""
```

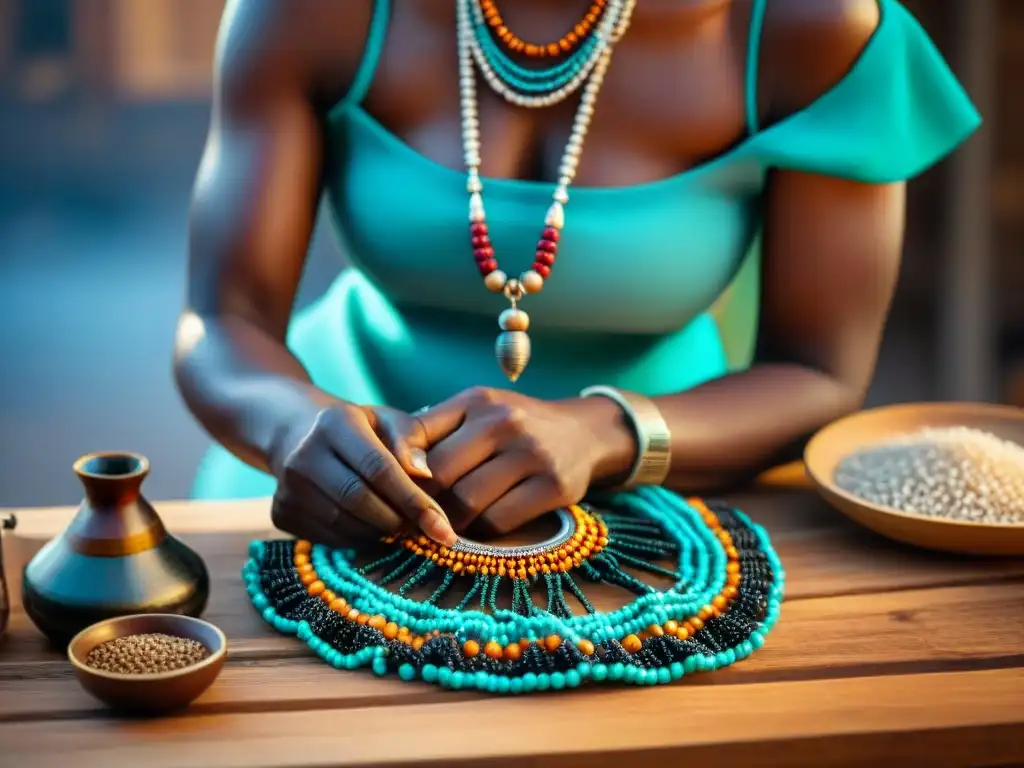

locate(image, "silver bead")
[[495, 330, 531, 383]]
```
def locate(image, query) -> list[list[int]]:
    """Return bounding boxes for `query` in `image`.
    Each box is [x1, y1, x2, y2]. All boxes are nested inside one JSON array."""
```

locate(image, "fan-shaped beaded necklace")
[[245, 490, 784, 692], [459, 0, 637, 381]]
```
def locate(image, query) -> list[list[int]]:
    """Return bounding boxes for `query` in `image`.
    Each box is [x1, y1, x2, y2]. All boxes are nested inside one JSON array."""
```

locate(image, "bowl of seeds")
[[67, 613, 227, 715], [805, 402, 1024, 556]]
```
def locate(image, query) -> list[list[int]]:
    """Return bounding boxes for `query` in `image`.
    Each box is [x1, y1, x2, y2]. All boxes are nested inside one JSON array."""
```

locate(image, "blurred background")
[[0, 0, 1020, 507]]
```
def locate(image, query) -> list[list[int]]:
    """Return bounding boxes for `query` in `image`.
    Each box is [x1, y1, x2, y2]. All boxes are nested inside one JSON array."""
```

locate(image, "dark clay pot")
[[21, 453, 210, 646]]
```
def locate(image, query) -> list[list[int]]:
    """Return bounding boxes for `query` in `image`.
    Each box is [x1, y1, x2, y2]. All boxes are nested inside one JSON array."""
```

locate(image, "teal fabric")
[[193, 0, 980, 500]]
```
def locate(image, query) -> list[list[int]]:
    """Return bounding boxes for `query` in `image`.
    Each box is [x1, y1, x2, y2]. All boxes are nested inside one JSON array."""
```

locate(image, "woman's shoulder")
[[753, 0, 981, 183], [761, 0, 882, 124], [215, 0, 376, 109]]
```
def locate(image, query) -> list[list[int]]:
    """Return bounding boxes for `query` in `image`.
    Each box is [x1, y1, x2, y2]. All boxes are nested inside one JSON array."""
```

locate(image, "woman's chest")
[[324, 117, 764, 335]]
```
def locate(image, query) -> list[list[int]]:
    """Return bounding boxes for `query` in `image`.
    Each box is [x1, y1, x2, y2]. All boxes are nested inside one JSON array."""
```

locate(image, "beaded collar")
[[244, 487, 784, 692]]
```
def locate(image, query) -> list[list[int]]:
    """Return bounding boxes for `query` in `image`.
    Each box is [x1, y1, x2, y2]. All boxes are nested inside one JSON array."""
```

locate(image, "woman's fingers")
[[475, 475, 565, 537], [318, 407, 457, 546], [371, 408, 434, 481], [448, 450, 537, 531]]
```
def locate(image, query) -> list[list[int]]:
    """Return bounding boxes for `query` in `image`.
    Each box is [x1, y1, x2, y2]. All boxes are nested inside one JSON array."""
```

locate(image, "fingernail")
[[423, 507, 457, 547], [409, 448, 432, 478]]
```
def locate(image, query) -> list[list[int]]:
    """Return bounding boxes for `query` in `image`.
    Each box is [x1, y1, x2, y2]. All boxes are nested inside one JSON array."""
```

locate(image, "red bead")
[[470, 222, 489, 237], [474, 247, 494, 262], [471, 235, 490, 249], [532, 263, 551, 278], [541, 227, 560, 243], [479, 259, 498, 275], [535, 250, 555, 267], [536, 239, 557, 253]]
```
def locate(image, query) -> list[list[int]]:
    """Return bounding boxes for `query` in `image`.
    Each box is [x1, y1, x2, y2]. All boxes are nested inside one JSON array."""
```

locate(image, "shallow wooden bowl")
[[67, 613, 226, 715], [805, 402, 1024, 557]]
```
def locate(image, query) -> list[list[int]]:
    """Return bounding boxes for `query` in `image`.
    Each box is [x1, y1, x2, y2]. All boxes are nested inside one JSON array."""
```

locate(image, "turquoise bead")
[[496, 677, 511, 694], [422, 665, 438, 683], [522, 672, 537, 692], [550, 672, 566, 690], [657, 668, 672, 685], [592, 664, 608, 681], [451, 671, 465, 690], [565, 669, 582, 688], [372, 657, 388, 676], [510, 678, 524, 694], [398, 664, 416, 681]]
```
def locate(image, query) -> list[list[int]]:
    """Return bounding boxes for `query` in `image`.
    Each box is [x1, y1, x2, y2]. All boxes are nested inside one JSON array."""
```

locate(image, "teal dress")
[[193, 0, 980, 500]]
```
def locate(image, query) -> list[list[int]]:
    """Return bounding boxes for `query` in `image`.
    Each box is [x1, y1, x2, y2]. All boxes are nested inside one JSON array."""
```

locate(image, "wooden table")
[[3, 475, 1024, 767]]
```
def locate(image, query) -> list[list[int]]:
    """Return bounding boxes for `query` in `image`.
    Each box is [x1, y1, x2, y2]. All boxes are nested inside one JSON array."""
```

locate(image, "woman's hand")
[[269, 403, 459, 548], [418, 388, 636, 535]]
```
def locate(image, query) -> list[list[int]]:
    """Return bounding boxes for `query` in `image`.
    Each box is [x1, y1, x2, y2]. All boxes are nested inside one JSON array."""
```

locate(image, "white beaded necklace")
[[457, 0, 638, 382]]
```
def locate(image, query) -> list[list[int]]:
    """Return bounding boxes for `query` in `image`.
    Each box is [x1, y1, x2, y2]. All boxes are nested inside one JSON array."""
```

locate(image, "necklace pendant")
[[495, 305, 531, 383], [496, 329, 531, 383]]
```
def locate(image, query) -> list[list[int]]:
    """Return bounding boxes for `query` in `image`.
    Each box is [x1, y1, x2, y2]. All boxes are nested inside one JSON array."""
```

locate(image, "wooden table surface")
[[3, 470, 1024, 768]]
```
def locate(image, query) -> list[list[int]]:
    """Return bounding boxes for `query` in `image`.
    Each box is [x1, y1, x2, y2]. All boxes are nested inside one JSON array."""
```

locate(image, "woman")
[[174, 0, 979, 548]]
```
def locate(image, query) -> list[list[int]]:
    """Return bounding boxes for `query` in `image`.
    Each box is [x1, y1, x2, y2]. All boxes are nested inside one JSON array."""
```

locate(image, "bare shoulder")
[[762, 0, 881, 120], [215, 0, 374, 111]]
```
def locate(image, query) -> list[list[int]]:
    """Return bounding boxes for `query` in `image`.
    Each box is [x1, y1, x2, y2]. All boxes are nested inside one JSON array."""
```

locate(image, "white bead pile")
[[834, 427, 1024, 525]]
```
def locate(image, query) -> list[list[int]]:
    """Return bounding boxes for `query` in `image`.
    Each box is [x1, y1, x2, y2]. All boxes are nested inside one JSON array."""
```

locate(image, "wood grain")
[[1, 582, 1022, 722], [1, 669, 1022, 768], [3, 489, 1023, 767]]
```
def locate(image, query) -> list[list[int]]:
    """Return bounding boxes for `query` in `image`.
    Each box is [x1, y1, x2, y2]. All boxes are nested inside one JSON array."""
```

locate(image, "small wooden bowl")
[[67, 614, 227, 715], [805, 402, 1024, 556]]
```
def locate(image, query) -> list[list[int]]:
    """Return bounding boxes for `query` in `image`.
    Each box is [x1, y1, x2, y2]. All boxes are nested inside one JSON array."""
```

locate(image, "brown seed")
[[84, 633, 210, 675]]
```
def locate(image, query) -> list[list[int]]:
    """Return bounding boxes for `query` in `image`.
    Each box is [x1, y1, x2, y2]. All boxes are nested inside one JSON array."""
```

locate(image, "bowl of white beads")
[[805, 402, 1024, 556]]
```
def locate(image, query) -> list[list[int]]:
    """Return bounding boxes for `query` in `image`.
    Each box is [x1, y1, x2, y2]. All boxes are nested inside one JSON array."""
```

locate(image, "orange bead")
[[321, 589, 335, 604], [712, 595, 728, 611], [356, 613, 370, 625], [307, 580, 326, 596], [329, 598, 348, 613], [663, 620, 679, 635], [293, 554, 310, 567], [412, 636, 426, 651], [723, 586, 739, 600], [727, 572, 742, 587], [347, 608, 360, 621], [383, 622, 399, 640], [504, 644, 522, 662], [463, 640, 481, 658], [622, 634, 642, 653], [300, 571, 318, 586], [484, 641, 504, 659], [690, 617, 705, 631], [294, 540, 312, 555], [698, 605, 715, 621], [726, 562, 741, 574], [543, 635, 562, 652], [675, 627, 690, 641], [519, 638, 531, 649], [577, 639, 595, 656], [647, 624, 664, 637], [368, 615, 387, 630]]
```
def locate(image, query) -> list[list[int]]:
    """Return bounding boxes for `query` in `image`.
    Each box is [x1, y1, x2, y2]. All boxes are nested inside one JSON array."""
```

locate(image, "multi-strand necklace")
[[457, 0, 637, 381]]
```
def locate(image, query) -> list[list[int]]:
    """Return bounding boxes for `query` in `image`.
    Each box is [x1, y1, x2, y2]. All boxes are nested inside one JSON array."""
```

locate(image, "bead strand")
[[478, 0, 608, 58]]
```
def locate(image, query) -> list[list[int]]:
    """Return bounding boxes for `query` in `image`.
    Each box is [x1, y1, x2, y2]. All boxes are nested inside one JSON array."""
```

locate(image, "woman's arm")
[[650, 173, 905, 491], [174, 0, 456, 544], [174, 0, 332, 472]]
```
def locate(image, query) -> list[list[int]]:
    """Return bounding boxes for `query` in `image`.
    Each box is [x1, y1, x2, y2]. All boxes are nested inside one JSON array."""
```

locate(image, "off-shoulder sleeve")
[[755, 0, 982, 183]]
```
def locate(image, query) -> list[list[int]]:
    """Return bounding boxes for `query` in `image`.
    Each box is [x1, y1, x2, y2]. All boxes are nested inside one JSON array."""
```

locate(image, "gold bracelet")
[[579, 385, 672, 488]]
